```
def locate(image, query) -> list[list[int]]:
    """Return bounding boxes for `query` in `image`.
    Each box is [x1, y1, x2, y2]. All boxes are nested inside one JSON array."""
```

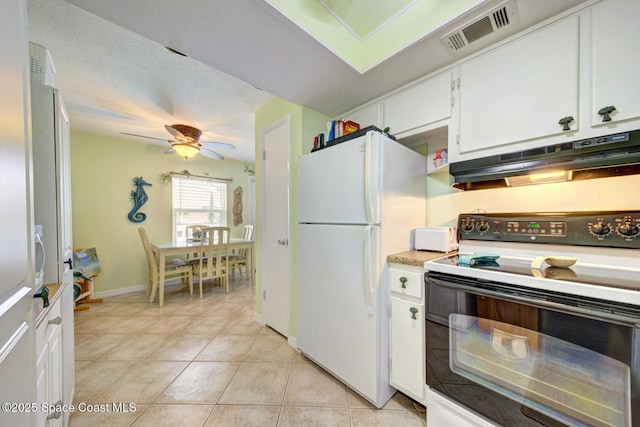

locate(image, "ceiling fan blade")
[[200, 148, 224, 160], [201, 141, 236, 151], [121, 132, 170, 142], [164, 124, 185, 140]]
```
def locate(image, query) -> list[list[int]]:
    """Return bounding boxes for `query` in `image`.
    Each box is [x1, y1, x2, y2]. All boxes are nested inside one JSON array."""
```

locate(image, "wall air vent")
[[441, 0, 517, 54]]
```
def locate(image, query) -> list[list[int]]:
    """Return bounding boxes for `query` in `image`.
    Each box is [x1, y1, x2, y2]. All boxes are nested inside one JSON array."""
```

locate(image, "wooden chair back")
[[194, 227, 230, 293], [138, 227, 158, 289]]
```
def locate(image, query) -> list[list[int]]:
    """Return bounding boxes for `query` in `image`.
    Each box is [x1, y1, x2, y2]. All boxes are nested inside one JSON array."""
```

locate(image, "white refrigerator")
[[297, 130, 425, 408]]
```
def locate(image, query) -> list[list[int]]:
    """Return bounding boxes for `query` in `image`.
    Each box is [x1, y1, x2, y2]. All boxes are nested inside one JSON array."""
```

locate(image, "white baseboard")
[[93, 284, 146, 299], [288, 336, 298, 350], [254, 311, 264, 325], [93, 278, 191, 299]]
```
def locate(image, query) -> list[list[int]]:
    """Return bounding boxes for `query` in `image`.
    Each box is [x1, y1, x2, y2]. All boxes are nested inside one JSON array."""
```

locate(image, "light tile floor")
[[70, 276, 426, 426]]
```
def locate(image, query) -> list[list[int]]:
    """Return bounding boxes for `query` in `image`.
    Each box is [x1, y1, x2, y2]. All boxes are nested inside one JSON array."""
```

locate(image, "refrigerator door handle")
[[364, 225, 375, 316], [363, 133, 377, 225]]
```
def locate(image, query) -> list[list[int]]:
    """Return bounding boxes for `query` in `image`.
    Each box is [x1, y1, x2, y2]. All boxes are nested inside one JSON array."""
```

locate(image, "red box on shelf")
[[343, 120, 360, 135]]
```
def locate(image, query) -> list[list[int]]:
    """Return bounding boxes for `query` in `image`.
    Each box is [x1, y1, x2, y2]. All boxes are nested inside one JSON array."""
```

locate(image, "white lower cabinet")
[[35, 287, 69, 427], [60, 283, 74, 426], [388, 264, 426, 404]]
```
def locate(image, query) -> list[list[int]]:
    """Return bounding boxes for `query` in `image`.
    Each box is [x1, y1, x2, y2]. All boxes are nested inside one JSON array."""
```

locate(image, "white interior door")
[[261, 118, 290, 337], [0, 0, 36, 425]]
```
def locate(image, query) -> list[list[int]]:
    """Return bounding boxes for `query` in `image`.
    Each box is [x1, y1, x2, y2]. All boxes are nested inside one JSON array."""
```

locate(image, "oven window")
[[426, 285, 636, 427], [450, 313, 630, 427]]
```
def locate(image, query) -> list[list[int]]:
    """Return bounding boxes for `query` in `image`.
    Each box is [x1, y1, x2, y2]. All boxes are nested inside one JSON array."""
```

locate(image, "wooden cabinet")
[[453, 15, 580, 162], [384, 72, 453, 137], [32, 82, 75, 424], [342, 101, 383, 129], [32, 83, 74, 291], [60, 282, 74, 426], [388, 264, 426, 403], [589, 0, 640, 129], [450, 0, 640, 163], [36, 292, 64, 426], [390, 296, 425, 401]]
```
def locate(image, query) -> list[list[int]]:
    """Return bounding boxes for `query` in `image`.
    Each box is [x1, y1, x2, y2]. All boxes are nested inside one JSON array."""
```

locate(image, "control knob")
[[460, 220, 475, 233], [589, 221, 611, 238], [617, 221, 640, 238], [475, 221, 490, 233]]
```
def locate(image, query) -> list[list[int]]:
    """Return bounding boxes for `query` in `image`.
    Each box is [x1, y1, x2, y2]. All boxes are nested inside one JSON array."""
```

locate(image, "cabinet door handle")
[[558, 115, 574, 131], [48, 316, 62, 325], [409, 307, 418, 319], [399, 277, 408, 288], [33, 286, 50, 308], [598, 105, 616, 122], [46, 400, 63, 420]]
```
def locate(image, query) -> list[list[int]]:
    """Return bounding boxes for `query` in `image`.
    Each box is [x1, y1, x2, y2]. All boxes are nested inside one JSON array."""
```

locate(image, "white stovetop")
[[424, 240, 640, 306]]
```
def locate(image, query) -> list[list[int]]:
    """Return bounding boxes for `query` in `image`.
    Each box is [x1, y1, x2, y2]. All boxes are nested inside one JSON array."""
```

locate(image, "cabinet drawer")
[[389, 268, 423, 299]]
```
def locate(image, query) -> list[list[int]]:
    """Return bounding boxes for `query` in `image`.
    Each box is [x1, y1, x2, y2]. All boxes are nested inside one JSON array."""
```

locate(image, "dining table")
[[151, 237, 255, 307]]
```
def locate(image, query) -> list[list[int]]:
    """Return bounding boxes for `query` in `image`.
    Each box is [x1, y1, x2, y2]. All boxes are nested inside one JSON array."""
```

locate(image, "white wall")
[[426, 173, 640, 226]]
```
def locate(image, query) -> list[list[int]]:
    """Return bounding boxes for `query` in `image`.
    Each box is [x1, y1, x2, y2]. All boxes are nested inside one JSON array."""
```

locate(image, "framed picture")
[[73, 248, 101, 277]]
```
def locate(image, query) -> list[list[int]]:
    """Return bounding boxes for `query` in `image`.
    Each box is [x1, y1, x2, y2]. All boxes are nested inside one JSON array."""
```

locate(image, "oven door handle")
[[427, 276, 640, 327]]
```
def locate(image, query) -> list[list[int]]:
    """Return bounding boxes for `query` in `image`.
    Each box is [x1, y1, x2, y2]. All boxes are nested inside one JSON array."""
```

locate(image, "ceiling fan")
[[122, 124, 235, 160]]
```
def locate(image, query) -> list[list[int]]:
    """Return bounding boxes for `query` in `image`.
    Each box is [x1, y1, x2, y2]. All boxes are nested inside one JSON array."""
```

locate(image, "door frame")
[[259, 115, 291, 337]]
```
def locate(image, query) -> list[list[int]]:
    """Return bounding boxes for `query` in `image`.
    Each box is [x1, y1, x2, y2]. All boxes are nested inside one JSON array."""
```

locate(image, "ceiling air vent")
[[441, 0, 517, 54]]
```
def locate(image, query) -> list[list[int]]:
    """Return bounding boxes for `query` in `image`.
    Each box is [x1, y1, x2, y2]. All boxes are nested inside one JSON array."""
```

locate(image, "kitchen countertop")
[[387, 250, 455, 267], [34, 282, 65, 327]]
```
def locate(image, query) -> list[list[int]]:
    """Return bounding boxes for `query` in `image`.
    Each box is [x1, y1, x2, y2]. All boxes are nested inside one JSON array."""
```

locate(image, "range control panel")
[[458, 211, 640, 249]]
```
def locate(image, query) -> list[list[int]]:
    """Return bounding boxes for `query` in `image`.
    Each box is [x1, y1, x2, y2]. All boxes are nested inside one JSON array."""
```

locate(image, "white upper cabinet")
[[589, 0, 640, 129], [343, 101, 383, 129], [454, 15, 580, 161], [383, 71, 453, 137]]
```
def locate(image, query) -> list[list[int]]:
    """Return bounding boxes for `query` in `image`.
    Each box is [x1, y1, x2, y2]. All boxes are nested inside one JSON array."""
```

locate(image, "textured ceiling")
[[28, 0, 589, 163], [27, 0, 274, 163]]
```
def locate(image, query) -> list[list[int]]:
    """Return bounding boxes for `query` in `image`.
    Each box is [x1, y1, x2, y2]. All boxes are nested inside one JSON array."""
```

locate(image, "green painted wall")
[[253, 98, 329, 337], [70, 131, 253, 294]]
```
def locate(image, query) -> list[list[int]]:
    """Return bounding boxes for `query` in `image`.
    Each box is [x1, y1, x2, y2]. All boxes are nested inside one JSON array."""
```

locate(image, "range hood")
[[450, 130, 640, 190]]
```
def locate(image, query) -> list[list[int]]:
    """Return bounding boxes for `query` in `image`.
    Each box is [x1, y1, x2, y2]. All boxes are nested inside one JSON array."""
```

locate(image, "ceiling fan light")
[[172, 143, 199, 158]]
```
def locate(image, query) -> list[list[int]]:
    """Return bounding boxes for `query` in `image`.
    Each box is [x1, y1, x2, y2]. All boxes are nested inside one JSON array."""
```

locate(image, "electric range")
[[423, 210, 640, 427]]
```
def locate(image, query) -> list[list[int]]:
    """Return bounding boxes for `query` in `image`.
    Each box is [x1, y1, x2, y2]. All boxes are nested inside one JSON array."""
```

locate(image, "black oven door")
[[426, 272, 639, 427]]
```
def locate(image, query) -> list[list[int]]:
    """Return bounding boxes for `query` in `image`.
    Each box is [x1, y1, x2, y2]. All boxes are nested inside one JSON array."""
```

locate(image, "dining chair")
[[188, 226, 230, 297], [185, 224, 209, 240], [138, 227, 193, 305], [185, 224, 209, 258], [227, 224, 253, 280]]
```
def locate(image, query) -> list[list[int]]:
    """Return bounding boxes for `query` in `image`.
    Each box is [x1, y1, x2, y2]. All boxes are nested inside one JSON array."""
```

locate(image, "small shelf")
[[428, 163, 449, 175], [73, 276, 103, 311]]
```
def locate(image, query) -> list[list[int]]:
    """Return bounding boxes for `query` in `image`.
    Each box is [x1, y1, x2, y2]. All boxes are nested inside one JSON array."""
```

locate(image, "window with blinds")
[[171, 175, 227, 239]]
